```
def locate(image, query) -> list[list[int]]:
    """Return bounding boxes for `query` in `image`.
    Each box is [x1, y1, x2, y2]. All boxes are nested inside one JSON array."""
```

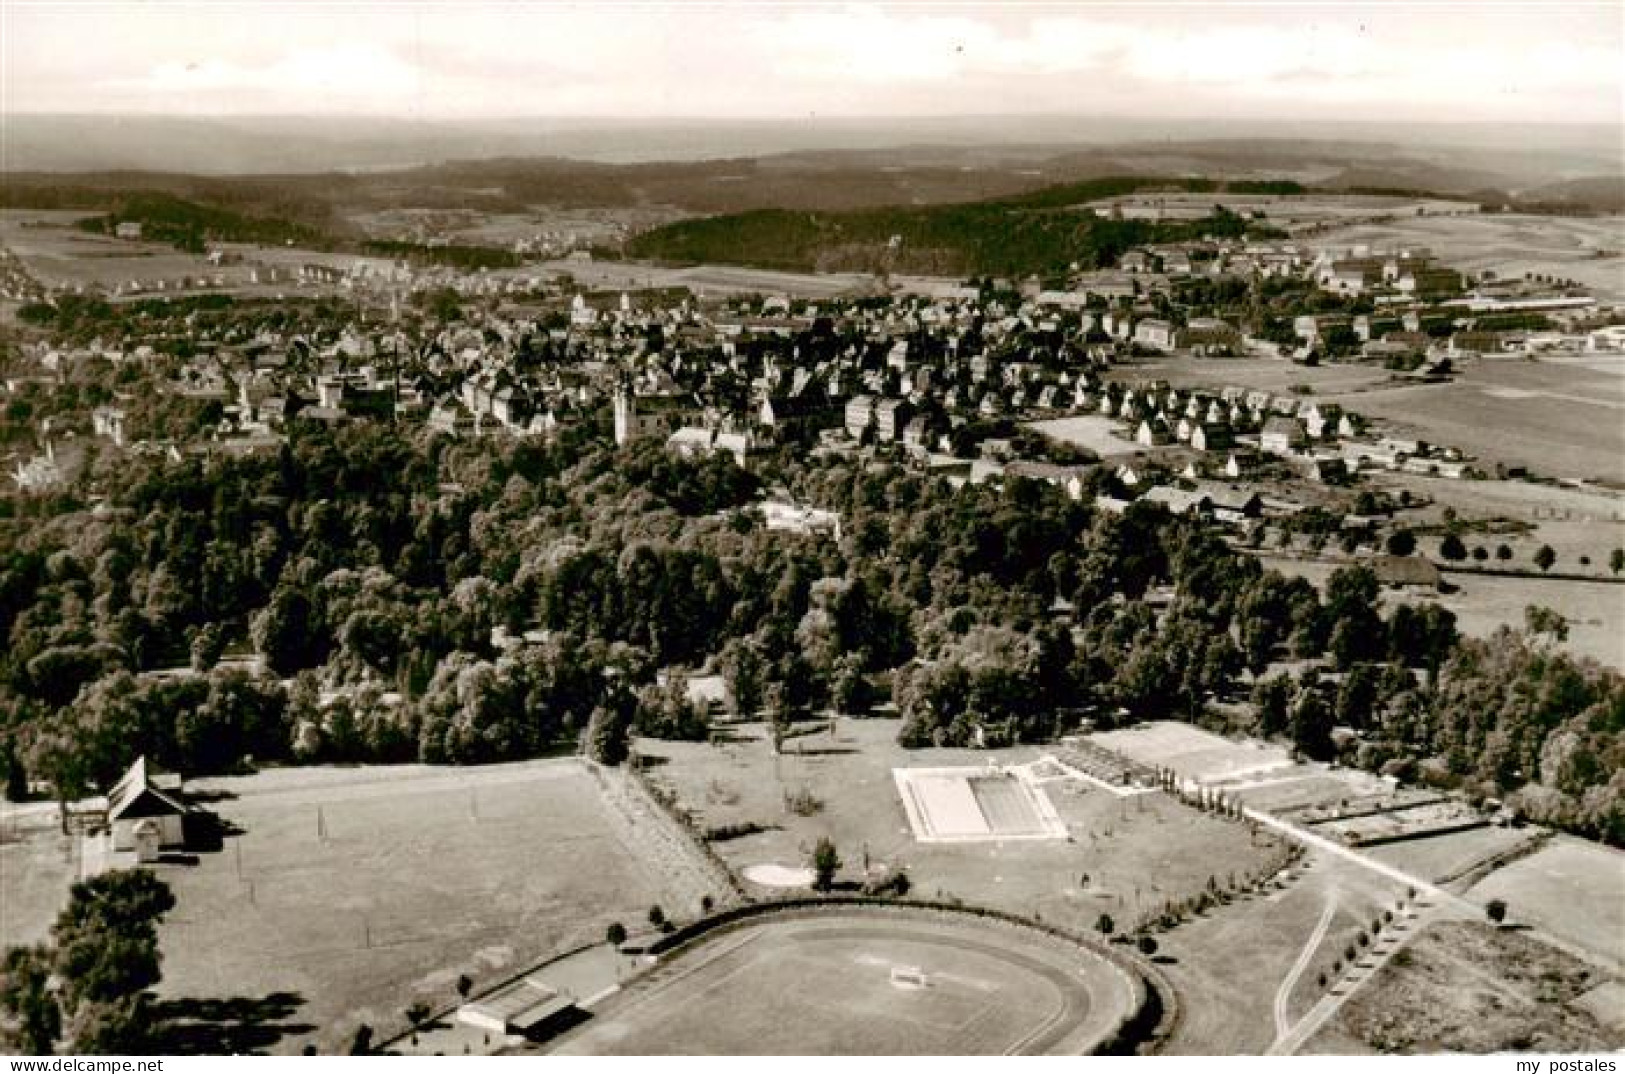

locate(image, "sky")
[[4, 1, 1622, 126]]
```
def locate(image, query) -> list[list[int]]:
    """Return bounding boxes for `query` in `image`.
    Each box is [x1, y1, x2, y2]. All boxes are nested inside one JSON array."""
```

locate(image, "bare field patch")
[[1026, 414, 1143, 457], [1322, 360, 1625, 483]]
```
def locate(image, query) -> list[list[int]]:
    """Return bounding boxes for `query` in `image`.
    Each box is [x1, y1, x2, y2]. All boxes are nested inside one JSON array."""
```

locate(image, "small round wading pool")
[[549, 905, 1145, 1055]]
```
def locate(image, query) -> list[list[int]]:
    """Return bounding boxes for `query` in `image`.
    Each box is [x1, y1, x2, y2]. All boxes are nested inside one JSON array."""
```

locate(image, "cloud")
[[109, 43, 424, 109], [8, 3, 1620, 123]]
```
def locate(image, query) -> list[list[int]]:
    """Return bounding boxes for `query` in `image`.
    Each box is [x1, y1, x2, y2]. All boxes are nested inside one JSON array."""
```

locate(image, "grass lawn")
[[1366, 826, 1541, 886], [0, 803, 79, 949], [641, 716, 1285, 939], [152, 758, 677, 1054], [1464, 836, 1625, 968], [1158, 851, 1406, 1055]]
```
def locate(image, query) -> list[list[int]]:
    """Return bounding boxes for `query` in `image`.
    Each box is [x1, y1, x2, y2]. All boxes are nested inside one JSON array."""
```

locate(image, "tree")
[[0, 946, 60, 1054], [3, 742, 26, 803], [1534, 545, 1556, 573], [647, 905, 666, 929], [1495, 544, 1513, 562], [1095, 913, 1115, 937], [348, 1025, 374, 1055], [1611, 548, 1624, 577], [1485, 898, 1507, 925], [455, 974, 473, 1001], [811, 837, 841, 892], [1438, 534, 1467, 562], [1385, 530, 1416, 557], [583, 701, 632, 767], [1252, 675, 1292, 738], [605, 922, 627, 947], [1136, 934, 1159, 957], [1524, 605, 1569, 645], [1290, 689, 1336, 762]]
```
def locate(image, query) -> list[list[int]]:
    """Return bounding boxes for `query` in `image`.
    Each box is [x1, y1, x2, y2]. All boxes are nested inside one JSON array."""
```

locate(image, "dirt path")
[[1268, 901, 1448, 1055], [1274, 895, 1338, 1042]]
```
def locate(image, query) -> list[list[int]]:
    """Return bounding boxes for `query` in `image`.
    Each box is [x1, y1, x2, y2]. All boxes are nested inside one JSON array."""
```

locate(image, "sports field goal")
[[890, 964, 929, 989]]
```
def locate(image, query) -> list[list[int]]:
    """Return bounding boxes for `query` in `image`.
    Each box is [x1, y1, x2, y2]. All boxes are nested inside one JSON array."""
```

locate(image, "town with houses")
[[2, 6, 1623, 1058]]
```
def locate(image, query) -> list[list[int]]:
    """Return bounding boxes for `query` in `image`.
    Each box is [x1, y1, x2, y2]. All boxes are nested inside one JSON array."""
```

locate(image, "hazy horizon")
[[7, 2, 1620, 125]]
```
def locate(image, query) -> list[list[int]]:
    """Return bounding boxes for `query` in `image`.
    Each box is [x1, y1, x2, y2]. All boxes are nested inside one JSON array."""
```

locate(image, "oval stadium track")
[[548, 907, 1141, 1056]]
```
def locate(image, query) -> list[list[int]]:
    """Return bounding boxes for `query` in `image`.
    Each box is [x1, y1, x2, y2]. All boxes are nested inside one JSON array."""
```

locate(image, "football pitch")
[[552, 910, 1135, 1055]]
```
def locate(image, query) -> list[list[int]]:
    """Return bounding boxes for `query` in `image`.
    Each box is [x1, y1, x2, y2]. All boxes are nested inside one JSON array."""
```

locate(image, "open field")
[[1026, 414, 1144, 457], [1465, 837, 1625, 969], [1085, 193, 1477, 227], [531, 258, 872, 299], [1310, 919, 1623, 1053], [147, 759, 678, 1054], [1158, 850, 1408, 1054], [1309, 213, 1625, 301], [1365, 826, 1542, 887], [1120, 355, 1393, 397], [641, 717, 1284, 937], [1091, 722, 1296, 785], [0, 212, 257, 293], [551, 909, 1133, 1055], [1255, 554, 1625, 671], [1371, 472, 1625, 581], [0, 803, 80, 948], [1322, 359, 1625, 483]]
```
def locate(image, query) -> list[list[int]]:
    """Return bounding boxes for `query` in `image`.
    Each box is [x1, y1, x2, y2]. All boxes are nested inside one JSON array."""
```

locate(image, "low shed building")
[[456, 977, 581, 1041]]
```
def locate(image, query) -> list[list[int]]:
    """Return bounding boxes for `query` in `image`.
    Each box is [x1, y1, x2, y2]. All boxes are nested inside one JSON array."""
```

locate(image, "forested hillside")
[[0, 415, 1618, 844]]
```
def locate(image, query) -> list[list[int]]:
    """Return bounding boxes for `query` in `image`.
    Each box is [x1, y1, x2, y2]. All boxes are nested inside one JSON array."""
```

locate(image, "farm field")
[[1255, 554, 1625, 671], [150, 758, 679, 1054], [550, 910, 1134, 1055], [0, 212, 255, 292], [1372, 472, 1625, 580], [641, 717, 1284, 937], [1122, 354, 1393, 397], [1083, 193, 1477, 226], [1464, 837, 1625, 969], [1321, 358, 1625, 483], [1309, 919, 1623, 1053], [1309, 213, 1625, 301], [531, 258, 871, 298]]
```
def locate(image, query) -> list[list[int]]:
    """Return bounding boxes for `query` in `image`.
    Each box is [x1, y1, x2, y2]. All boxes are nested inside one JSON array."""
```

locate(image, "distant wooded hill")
[[625, 176, 1296, 277]]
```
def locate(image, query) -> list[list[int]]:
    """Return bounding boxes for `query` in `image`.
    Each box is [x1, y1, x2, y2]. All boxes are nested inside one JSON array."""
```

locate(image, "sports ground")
[[551, 909, 1137, 1055]]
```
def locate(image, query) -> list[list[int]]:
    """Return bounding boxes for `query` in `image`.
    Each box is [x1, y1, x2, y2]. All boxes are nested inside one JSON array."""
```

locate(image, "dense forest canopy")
[[0, 411, 1619, 844]]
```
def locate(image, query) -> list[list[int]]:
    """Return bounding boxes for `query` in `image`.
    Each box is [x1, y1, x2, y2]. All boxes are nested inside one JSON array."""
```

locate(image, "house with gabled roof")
[[107, 756, 190, 857]]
